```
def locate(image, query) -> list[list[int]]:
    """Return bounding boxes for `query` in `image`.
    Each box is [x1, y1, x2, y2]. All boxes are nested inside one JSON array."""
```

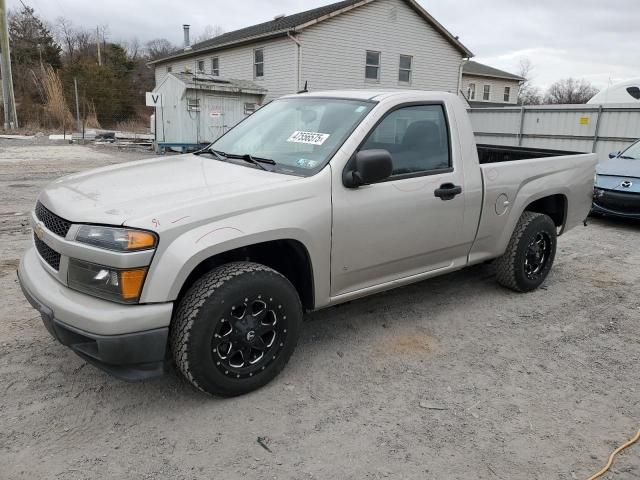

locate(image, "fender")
[[468, 152, 595, 264], [137, 167, 333, 305]]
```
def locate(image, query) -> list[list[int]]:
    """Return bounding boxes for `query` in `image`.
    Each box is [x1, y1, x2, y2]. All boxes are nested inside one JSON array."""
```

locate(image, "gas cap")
[[495, 194, 510, 215]]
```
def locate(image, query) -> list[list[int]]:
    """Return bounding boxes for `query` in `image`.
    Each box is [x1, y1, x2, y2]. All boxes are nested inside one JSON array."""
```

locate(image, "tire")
[[495, 212, 557, 292], [170, 261, 303, 396]]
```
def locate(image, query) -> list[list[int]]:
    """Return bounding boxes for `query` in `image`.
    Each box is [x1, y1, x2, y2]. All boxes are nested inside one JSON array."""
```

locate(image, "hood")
[[39, 154, 298, 225], [596, 158, 640, 178]]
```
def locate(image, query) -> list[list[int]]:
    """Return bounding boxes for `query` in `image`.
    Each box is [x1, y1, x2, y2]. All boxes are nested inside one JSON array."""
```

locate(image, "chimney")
[[183, 24, 191, 51]]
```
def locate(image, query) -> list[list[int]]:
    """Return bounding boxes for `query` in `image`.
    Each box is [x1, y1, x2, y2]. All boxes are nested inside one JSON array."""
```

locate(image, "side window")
[[483, 85, 491, 101], [365, 51, 380, 81], [211, 57, 219, 76], [361, 105, 451, 176], [254, 48, 264, 78], [398, 55, 412, 83], [504, 86, 511, 102], [197, 60, 205, 73], [626, 86, 640, 100], [468, 83, 476, 100]]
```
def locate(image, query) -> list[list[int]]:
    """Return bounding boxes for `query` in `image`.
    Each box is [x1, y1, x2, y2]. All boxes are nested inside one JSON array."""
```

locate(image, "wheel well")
[[177, 239, 315, 310], [524, 194, 567, 229]]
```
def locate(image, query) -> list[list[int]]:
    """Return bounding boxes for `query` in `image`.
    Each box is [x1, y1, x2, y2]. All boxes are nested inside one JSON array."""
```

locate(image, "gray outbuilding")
[[151, 73, 266, 149]]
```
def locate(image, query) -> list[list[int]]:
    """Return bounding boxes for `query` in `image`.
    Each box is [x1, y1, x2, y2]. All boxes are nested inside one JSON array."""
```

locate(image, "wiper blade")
[[226, 153, 276, 171], [618, 155, 636, 160], [194, 146, 228, 161]]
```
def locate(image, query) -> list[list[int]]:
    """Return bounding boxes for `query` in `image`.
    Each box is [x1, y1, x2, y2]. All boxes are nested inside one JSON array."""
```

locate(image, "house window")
[[197, 60, 205, 73], [211, 57, 219, 76], [398, 55, 412, 83], [365, 51, 380, 81], [483, 85, 491, 101], [504, 86, 511, 102], [467, 83, 476, 100], [254, 48, 264, 78], [187, 99, 200, 111], [244, 102, 257, 115], [166, 65, 172, 73]]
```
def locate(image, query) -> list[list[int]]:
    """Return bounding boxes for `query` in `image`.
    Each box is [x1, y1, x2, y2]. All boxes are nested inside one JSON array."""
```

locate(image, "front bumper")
[[592, 187, 640, 219], [18, 247, 174, 380]]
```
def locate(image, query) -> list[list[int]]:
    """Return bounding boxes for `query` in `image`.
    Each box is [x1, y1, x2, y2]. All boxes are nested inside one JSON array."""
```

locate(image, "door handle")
[[434, 183, 462, 200]]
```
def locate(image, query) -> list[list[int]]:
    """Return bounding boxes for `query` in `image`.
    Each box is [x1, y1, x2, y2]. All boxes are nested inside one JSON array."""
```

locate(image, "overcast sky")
[[12, 0, 638, 90]]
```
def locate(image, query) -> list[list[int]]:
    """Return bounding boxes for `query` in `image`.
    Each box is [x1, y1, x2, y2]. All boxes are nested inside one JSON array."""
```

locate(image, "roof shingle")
[[462, 61, 523, 81], [150, 0, 472, 64]]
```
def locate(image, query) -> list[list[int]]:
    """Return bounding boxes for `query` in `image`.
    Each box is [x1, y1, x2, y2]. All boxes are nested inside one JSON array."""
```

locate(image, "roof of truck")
[[282, 90, 456, 102]]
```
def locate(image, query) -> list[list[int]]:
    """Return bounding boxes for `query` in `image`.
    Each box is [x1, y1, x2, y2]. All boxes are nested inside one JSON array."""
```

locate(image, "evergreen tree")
[[9, 6, 61, 68]]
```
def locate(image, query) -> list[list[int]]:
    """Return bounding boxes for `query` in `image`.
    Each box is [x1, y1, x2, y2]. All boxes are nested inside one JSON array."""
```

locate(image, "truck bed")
[[477, 144, 582, 164]]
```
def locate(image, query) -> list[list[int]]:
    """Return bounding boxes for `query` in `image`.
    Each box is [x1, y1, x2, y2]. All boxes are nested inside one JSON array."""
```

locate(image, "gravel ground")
[[0, 139, 638, 480]]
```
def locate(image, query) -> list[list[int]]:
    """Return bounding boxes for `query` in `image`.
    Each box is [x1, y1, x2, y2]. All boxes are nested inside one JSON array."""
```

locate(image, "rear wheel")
[[495, 212, 557, 292], [170, 261, 303, 396]]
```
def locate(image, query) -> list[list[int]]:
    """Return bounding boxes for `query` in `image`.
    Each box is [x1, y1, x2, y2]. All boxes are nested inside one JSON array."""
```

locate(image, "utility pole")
[[96, 26, 102, 66], [0, 0, 18, 129]]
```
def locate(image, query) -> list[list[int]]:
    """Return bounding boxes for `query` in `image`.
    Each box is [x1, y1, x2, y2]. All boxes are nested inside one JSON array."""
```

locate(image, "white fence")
[[468, 104, 640, 157]]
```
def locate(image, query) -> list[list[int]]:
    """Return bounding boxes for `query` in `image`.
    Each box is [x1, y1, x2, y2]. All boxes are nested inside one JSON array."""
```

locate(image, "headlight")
[[68, 258, 147, 303], [75, 225, 157, 252]]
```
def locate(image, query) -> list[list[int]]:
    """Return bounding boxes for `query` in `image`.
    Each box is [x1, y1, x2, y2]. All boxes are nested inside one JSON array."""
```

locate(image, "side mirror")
[[343, 149, 393, 188], [609, 151, 620, 159]]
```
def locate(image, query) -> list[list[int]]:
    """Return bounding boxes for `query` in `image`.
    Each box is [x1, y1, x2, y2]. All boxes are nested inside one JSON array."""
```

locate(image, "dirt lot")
[[0, 139, 638, 480]]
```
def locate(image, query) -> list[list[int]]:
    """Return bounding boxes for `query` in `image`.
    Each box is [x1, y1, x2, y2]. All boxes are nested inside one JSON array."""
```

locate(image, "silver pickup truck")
[[18, 91, 597, 396]]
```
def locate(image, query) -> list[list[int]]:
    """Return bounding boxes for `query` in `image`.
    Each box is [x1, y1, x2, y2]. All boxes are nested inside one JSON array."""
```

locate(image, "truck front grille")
[[34, 234, 61, 270], [35, 201, 72, 238]]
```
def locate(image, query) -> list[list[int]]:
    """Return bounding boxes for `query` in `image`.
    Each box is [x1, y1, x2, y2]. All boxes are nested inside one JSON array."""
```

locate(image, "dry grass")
[[115, 117, 150, 134], [84, 101, 101, 129], [40, 66, 74, 129]]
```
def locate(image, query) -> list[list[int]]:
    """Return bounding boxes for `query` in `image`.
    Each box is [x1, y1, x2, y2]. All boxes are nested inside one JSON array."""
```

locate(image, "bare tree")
[[516, 58, 542, 105], [123, 37, 141, 60], [74, 27, 93, 57], [55, 17, 76, 60], [194, 24, 225, 44], [544, 78, 599, 104], [145, 38, 176, 61]]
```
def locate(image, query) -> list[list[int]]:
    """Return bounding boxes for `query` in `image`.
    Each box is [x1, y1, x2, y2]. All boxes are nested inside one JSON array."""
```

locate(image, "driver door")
[[330, 103, 473, 298]]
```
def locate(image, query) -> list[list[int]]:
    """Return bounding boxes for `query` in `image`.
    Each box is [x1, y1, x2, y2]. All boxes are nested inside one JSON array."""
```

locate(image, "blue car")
[[592, 139, 640, 219]]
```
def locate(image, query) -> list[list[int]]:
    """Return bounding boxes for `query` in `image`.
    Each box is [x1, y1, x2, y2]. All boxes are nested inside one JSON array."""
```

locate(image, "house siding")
[[298, 0, 464, 93], [153, 0, 466, 101], [462, 74, 520, 104], [154, 37, 297, 102]]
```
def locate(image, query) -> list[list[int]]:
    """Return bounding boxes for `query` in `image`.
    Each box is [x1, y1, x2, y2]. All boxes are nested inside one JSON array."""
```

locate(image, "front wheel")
[[495, 212, 557, 292], [170, 261, 303, 396]]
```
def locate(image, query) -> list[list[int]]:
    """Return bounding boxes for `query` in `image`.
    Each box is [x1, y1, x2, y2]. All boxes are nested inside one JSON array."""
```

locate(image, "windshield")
[[619, 141, 640, 160], [210, 97, 376, 175]]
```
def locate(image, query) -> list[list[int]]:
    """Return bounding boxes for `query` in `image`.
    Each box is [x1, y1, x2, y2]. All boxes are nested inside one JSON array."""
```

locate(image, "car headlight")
[[75, 225, 157, 252], [67, 258, 148, 303]]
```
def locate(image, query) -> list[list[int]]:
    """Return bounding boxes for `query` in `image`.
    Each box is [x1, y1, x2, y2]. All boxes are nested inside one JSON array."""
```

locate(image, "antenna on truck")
[[297, 81, 308, 94]]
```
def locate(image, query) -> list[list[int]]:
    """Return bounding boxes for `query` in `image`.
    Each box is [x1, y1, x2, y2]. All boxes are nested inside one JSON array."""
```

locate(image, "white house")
[[149, 0, 473, 104], [461, 61, 523, 107]]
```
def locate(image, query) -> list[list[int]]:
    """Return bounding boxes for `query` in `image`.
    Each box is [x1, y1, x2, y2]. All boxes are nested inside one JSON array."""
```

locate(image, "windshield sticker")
[[355, 106, 366, 113], [297, 158, 318, 168], [287, 131, 330, 146]]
